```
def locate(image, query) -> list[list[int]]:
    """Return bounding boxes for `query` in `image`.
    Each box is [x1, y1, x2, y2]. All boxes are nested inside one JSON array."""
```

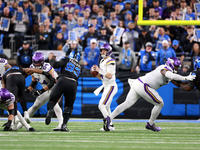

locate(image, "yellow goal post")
[[137, 0, 200, 26]]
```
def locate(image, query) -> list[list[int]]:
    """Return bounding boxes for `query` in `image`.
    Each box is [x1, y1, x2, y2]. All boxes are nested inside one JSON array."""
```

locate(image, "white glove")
[[185, 73, 196, 81]]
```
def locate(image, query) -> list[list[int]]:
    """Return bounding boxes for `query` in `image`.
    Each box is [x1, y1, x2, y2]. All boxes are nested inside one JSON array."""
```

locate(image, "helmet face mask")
[[165, 57, 181, 73], [32, 52, 45, 69]]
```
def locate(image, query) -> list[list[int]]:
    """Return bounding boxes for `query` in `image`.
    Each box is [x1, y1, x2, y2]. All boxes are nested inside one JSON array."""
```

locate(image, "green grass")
[[0, 120, 200, 150]]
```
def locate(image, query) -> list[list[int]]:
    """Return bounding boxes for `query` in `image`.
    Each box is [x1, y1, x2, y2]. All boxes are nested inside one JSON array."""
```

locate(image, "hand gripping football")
[[90, 68, 98, 77]]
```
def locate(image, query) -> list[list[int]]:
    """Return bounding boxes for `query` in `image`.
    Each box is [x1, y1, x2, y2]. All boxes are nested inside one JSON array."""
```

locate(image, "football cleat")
[[28, 127, 35, 131], [145, 122, 161, 132], [24, 111, 31, 124], [45, 110, 54, 125], [103, 116, 111, 131], [60, 124, 69, 132], [53, 125, 62, 131], [100, 125, 115, 131]]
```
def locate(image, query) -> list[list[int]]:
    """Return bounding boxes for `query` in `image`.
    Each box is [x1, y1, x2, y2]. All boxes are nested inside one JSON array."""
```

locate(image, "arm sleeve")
[[107, 64, 115, 74], [50, 58, 65, 68], [165, 71, 186, 81]]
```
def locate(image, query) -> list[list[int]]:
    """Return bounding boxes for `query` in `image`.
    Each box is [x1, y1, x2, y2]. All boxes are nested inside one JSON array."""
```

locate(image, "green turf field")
[[0, 120, 200, 150]]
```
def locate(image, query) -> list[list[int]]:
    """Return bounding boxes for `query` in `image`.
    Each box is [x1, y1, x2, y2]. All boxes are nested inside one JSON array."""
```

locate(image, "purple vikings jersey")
[[63, 2, 76, 15]]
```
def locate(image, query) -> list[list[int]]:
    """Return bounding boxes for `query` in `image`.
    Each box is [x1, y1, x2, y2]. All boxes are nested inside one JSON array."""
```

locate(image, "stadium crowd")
[[0, 0, 199, 73]]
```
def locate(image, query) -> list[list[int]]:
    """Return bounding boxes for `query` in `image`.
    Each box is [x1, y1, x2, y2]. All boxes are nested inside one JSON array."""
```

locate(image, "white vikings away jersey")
[[30, 62, 58, 88], [139, 65, 172, 90], [99, 57, 116, 85], [0, 58, 8, 87]]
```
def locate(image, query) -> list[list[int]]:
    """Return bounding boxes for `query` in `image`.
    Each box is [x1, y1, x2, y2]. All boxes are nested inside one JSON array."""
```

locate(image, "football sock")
[[54, 103, 63, 126], [19, 97, 27, 112], [149, 103, 163, 125]]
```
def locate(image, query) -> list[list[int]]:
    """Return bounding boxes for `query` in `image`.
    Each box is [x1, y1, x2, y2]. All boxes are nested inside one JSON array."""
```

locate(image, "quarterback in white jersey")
[[0, 58, 11, 87], [103, 57, 196, 132], [92, 44, 118, 131], [17, 52, 63, 131]]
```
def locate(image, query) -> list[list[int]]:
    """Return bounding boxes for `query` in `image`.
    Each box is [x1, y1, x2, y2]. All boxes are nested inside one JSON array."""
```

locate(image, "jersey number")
[[65, 62, 80, 77]]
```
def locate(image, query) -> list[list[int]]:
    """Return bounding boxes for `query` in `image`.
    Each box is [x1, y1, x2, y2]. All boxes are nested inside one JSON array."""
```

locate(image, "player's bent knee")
[[63, 107, 73, 117]]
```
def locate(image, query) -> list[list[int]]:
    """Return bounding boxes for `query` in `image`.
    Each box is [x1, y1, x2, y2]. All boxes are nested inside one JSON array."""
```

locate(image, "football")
[[90, 70, 98, 77]]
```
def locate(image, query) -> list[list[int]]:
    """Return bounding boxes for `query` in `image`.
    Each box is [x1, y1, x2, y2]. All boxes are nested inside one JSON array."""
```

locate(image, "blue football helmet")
[[69, 50, 81, 62], [194, 57, 200, 70]]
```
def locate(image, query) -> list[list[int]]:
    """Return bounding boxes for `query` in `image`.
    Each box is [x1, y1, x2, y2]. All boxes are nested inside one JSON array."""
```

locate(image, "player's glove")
[[32, 89, 45, 97], [2, 120, 12, 131], [24, 88, 30, 94], [185, 73, 196, 81]]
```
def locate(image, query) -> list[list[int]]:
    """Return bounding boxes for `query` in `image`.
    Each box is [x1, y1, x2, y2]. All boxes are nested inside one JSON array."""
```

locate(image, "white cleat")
[[24, 111, 31, 124], [100, 125, 115, 131]]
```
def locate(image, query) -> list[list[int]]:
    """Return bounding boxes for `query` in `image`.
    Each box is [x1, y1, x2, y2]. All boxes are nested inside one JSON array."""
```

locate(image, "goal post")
[[137, 0, 200, 26]]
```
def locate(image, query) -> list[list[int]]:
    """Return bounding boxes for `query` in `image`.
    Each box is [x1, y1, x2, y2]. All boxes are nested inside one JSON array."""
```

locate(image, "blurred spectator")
[[79, 0, 91, 14], [178, 65, 190, 76], [17, 41, 34, 68], [97, 26, 110, 47], [41, 6, 53, 22], [171, 39, 185, 65], [180, 25, 194, 53], [0, 34, 3, 54], [180, 0, 187, 14], [162, 0, 175, 19], [154, 26, 171, 50], [80, 24, 98, 49], [110, 11, 119, 27], [190, 43, 200, 70], [104, 17, 114, 35], [90, 4, 99, 17], [124, 10, 134, 27], [156, 40, 176, 66], [83, 39, 100, 74], [174, 0, 180, 8], [97, 8, 105, 26], [72, 16, 88, 40], [136, 42, 156, 72], [153, 9, 162, 20], [65, 13, 77, 31], [36, 24, 50, 50], [89, 15, 101, 31], [58, 22, 68, 40], [112, 40, 136, 72], [121, 1, 135, 21], [57, 7, 67, 23], [12, 7, 29, 50], [151, 0, 163, 17], [163, 20, 177, 41], [73, 5, 82, 20], [137, 27, 153, 50], [186, 6, 195, 20], [0, 0, 6, 16], [113, 0, 125, 10], [122, 22, 139, 51], [143, 0, 150, 20], [104, 0, 114, 17], [54, 32, 65, 50], [62, 0, 77, 15], [114, 4, 124, 20], [44, 19, 55, 50], [83, 9, 90, 26], [62, 40, 83, 56], [52, 16, 62, 33]]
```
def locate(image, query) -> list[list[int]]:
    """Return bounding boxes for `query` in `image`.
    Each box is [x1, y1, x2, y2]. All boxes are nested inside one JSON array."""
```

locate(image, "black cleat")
[[60, 124, 69, 132], [45, 110, 54, 125], [28, 127, 35, 131]]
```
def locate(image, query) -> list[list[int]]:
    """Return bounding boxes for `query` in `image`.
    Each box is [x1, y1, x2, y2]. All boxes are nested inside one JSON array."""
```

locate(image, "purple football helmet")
[[32, 52, 45, 69], [100, 44, 112, 58], [165, 57, 181, 73], [0, 88, 15, 104]]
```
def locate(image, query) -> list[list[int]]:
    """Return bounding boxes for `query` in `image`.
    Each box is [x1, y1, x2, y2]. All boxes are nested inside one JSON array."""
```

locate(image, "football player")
[[2, 65, 55, 131], [103, 57, 196, 132], [45, 50, 81, 131], [17, 52, 63, 131], [92, 44, 118, 131], [180, 57, 200, 91]]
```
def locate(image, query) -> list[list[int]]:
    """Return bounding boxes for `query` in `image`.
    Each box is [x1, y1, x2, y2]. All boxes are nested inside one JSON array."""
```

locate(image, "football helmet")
[[100, 44, 112, 58], [32, 52, 45, 69], [165, 57, 181, 73], [0, 88, 15, 104], [194, 57, 200, 70], [69, 50, 81, 62]]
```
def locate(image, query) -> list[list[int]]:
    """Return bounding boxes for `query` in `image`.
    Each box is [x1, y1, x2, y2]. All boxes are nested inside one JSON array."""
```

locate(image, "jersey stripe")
[[103, 86, 114, 105], [106, 60, 115, 65], [144, 84, 161, 104]]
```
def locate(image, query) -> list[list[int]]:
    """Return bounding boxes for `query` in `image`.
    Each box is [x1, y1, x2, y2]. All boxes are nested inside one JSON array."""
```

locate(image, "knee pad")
[[63, 107, 73, 117]]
